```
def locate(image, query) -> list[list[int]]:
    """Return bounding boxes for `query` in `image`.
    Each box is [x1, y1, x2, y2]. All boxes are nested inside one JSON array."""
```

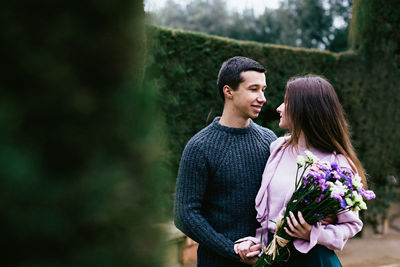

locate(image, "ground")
[[337, 231, 400, 267], [337, 202, 400, 267]]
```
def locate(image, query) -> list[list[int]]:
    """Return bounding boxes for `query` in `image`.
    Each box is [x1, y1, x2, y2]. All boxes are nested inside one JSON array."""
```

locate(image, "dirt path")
[[337, 231, 400, 266], [337, 203, 400, 267]]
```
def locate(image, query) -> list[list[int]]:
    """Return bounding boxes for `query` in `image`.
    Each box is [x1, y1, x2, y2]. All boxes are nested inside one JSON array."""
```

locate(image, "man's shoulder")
[[252, 123, 277, 141], [253, 123, 274, 134], [185, 123, 217, 149]]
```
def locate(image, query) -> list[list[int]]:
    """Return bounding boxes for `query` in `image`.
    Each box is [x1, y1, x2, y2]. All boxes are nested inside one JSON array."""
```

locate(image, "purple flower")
[[364, 190, 376, 200], [316, 194, 325, 202], [345, 180, 353, 191], [340, 198, 347, 208], [332, 171, 341, 180], [331, 162, 338, 170], [320, 183, 328, 192], [331, 193, 343, 201], [325, 172, 332, 180], [319, 164, 330, 172]]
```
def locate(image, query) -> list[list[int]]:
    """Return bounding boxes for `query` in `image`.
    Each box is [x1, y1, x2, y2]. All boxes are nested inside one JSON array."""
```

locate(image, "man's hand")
[[234, 241, 261, 265], [284, 211, 312, 240]]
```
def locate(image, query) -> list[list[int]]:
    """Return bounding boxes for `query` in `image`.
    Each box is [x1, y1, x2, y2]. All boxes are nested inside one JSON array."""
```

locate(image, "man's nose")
[[258, 91, 266, 103]]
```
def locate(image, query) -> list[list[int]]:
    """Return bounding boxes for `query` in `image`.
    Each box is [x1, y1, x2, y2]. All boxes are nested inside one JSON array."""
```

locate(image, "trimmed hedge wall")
[[146, 26, 338, 168], [145, 0, 400, 227]]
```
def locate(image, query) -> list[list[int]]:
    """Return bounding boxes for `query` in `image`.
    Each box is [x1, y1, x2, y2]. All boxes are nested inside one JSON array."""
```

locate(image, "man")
[[174, 56, 277, 266]]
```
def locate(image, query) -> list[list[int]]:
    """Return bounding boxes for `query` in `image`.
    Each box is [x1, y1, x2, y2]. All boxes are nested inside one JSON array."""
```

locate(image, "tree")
[[146, 0, 354, 52], [186, 0, 230, 35], [258, 0, 352, 50]]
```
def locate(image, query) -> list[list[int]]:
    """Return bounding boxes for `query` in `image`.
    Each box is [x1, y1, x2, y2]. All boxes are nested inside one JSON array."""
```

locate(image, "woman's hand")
[[321, 215, 337, 225], [284, 211, 312, 240]]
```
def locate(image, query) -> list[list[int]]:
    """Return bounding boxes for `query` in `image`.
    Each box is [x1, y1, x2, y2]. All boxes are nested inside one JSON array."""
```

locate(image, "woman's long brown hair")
[[284, 75, 367, 187]]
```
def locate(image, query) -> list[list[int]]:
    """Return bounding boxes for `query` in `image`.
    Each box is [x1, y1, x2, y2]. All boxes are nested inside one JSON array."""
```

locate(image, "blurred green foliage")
[[346, 0, 400, 231], [145, 0, 400, 231], [1, 0, 168, 266]]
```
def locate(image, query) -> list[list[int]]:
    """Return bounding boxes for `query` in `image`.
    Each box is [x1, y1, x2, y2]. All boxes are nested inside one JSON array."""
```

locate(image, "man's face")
[[230, 71, 267, 120]]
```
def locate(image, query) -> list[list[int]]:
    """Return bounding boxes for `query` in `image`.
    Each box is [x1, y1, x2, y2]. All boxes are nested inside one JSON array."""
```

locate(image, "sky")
[[144, 0, 283, 16]]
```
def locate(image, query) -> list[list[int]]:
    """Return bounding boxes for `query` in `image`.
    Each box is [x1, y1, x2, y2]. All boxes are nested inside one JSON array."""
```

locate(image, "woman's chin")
[[278, 123, 290, 130]]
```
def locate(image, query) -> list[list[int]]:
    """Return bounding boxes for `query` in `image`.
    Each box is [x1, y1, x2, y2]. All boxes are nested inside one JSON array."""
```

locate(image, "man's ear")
[[223, 85, 233, 100]]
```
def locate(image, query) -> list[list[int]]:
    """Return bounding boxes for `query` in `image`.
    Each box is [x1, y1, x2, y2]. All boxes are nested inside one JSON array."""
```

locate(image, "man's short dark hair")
[[217, 56, 266, 101]]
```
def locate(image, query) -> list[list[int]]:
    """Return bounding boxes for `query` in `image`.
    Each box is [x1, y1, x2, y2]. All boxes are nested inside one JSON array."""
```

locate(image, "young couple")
[[174, 56, 365, 266]]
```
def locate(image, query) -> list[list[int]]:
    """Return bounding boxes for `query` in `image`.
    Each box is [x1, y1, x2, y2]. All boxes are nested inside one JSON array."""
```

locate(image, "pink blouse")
[[238, 137, 363, 253]]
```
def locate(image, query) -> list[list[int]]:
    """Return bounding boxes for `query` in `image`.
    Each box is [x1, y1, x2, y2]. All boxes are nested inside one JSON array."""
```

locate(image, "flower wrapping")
[[254, 151, 375, 267]]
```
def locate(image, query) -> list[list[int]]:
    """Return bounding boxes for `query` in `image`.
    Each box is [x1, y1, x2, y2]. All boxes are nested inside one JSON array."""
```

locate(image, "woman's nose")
[[276, 104, 283, 113]]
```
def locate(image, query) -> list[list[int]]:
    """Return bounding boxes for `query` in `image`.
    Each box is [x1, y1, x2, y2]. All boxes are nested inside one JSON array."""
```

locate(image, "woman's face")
[[276, 102, 291, 129]]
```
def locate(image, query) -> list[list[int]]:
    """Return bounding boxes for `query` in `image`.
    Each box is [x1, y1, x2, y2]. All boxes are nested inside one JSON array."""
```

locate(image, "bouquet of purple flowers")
[[254, 151, 375, 267]]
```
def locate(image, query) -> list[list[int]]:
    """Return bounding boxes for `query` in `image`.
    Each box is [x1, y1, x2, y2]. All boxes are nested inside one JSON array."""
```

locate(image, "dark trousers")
[[267, 232, 342, 267]]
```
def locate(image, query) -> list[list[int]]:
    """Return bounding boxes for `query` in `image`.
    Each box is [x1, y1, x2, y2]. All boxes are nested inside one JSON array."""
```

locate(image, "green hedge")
[[145, 0, 400, 228], [1, 0, 167, 266], [146, 26, 338, 168]]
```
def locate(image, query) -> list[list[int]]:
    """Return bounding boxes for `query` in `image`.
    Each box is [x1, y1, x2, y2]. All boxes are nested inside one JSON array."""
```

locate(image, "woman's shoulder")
[[268, 136, 294, 158], [270, 136, 289, 151], [320, 152, 354, 170]]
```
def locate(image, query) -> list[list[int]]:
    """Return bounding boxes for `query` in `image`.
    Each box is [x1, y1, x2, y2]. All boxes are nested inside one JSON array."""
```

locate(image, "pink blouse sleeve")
[[293, 210, 363, 253]]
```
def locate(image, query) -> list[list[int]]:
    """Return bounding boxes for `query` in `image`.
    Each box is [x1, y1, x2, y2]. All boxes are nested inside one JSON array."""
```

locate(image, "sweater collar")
[[212, 117, 255, 134]]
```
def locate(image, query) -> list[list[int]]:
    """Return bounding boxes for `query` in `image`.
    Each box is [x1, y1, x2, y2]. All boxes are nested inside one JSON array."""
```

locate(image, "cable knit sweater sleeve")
[[174, 140, 240, 261]]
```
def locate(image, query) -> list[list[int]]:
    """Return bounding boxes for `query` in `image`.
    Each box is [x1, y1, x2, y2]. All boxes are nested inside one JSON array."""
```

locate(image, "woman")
[[235, 75, 365, 266]]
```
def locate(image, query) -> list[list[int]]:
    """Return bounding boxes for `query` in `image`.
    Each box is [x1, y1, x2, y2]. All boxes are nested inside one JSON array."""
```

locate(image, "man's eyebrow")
[[247, 83, 266, 87]]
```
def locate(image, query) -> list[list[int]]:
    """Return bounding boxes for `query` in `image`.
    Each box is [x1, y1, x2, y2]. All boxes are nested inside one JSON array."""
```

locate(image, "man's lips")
[[251, 105, 263, 112]]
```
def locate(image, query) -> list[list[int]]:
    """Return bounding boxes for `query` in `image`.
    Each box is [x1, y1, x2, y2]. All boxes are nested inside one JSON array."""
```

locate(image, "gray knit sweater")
[[174, 117, 277, 266]]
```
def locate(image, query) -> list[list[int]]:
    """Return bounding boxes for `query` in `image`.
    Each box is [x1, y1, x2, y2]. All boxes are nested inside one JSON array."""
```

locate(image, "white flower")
[[305, 150, 319, 164], [354, 191, 367, 210], [328, 180, 348, 200], [359, 200, 367, 210], [352, 206, 361, 211], [345, 197, 354, 206], [348, 191, 368, 211], [297, 155, 305, 167], [352, 174, 363, 189], [335, 180, 348, 194]]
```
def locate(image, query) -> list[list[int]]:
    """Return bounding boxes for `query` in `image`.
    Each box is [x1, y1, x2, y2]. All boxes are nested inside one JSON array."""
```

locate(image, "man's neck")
[[219, 110, 250, 128]]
